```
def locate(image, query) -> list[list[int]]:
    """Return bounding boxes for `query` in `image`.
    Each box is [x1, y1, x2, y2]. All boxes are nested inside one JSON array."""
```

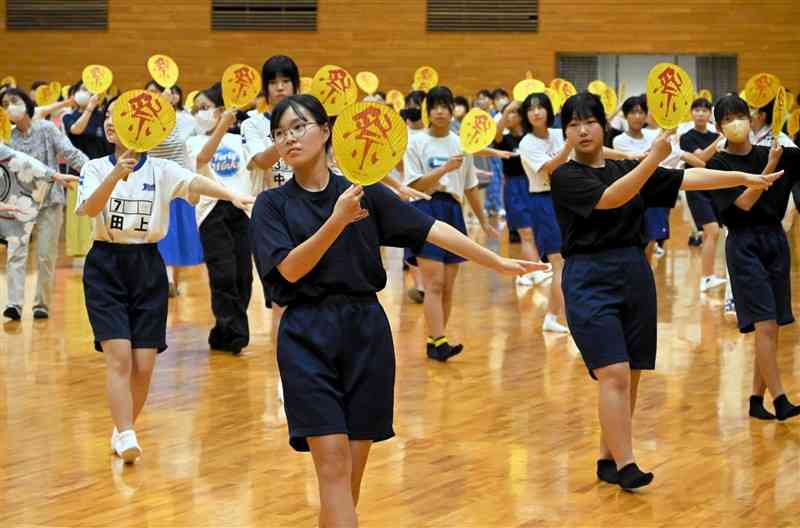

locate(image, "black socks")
[[749, 395, 776, 420], [617, 463, 654, 490], [426, 336, 463, 362], [774, 394, 800, 421], [596, 459, 619, 484], [749, 394, 800, 421], [597, 460, 653, 490]]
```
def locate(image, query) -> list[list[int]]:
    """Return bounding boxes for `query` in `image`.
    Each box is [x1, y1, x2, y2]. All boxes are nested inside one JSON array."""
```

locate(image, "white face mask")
[[7, 103, 26, 121], [722, 118, 750, 143], [194, 109, 217, 133], [74, 90, 91, 107]]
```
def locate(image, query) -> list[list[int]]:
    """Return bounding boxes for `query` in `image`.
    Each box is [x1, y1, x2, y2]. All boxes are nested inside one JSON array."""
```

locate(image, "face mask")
[[74, 91, 91, 107], [400, 107, 422, 122], [722, 118, 750, 143], [7, 103, 26, 121], [195, 109, 217, 133]]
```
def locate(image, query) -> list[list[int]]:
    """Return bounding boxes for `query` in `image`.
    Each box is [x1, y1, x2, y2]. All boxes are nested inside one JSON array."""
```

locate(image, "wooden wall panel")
[[0, 0, 798, 100]]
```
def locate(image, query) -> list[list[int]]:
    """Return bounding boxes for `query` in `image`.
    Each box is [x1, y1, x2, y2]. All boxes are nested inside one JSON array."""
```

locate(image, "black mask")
[[400, 107, 422, 122]]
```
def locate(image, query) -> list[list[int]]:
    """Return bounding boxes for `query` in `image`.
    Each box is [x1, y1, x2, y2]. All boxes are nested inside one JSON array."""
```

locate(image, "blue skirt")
[[158, 198, 204, 266]]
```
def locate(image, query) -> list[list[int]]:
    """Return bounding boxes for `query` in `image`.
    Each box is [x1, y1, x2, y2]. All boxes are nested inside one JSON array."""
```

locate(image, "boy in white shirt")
[[404, 86, 498, 361]]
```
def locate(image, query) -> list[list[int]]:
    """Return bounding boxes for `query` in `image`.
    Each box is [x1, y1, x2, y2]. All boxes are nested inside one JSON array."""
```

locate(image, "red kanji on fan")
[[232, 67, 256, 99], [467, 114, 491, 148], [322, 69, 352, 105], [121, 92, 167, 141], [656, 67, 684, 114], [91, 67, 104, 85], [754, 75, 773, 99], [154, 58, 170, 79], [343, 106, 395, 170]]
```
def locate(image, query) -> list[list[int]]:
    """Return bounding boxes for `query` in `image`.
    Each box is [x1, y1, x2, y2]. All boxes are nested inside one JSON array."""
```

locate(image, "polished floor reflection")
[[1, 213, 800, 526]]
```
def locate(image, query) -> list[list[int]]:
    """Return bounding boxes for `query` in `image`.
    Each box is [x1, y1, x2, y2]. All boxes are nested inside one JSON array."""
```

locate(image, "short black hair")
[[425, 86, 454, 115], [477, 89, 492, 99], [753, 98, 776, 125], [520, 92, 555, 132], [713, 94, 749, 125], [171, 84, 184, 110], [262, 55, 300, 100], [2, 87, 36, 118], [103, 94, 121, 121], [691, 97, 713, 111], [68, 81, 84, 97], [31, 80, 48, 93], [453, 96, 469, 109], [492, 88, 509, 100], [622, 95, 648, 117], [202, 82, 225, 108], [145, 80, 165, 92], [405, 90, 426, 108], [560, 92, 607, 138], [270, 94, 332, 151]]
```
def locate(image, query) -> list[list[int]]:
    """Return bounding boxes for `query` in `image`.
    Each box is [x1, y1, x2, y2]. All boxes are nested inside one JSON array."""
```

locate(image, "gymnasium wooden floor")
[[1, 208, 800, 527]]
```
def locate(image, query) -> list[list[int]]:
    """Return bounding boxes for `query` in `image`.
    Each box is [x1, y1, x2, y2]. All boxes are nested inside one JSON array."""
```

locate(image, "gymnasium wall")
[[1, 0, 798, 99]]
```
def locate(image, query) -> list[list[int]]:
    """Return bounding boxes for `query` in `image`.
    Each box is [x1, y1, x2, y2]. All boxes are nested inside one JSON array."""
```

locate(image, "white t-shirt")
[[519, 129, 565, 192], [388, 127, 426, 182], [750, 125, 798, 148], [77, 155, 198, 244], [240, 112, 293, 189], [403, 130, 478, 203], [187, 133, 260, 226], [613, 128, 685, 168], [612, 128, 659, 154]]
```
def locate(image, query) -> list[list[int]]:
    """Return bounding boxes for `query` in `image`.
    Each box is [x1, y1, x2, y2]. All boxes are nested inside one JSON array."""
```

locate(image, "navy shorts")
[[643, 207, 670, 241], [529, 192, 562, 257], [504, 176, 534, 231], [410, 192, 466, 265], [278, 294, 396, 452], [726, 225, 794, 334], [562, 247, 657, 378], [83, 242, 169, 352], [686, 191, 718, 228]]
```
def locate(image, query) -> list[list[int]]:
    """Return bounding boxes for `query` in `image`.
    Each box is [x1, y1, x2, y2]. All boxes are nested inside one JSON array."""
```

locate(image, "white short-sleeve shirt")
[[241, 112, 293, 188], [77, 154, 197, 244], [750, 125, 798, 148], [403, 131, 478, 203], [187, 133, 260, 225], [519, 128, 565, 193], [613, 128, 684, 168]]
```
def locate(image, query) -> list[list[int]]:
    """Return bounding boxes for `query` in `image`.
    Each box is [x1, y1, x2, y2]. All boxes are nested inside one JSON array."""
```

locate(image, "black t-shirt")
[[251, 172, 436, 307], [707, 146, 800, 230], [680, 128, 719, 155], [550, 159, 684, 257], [62, 109, 113, 171], [493, 133, 525, 178]]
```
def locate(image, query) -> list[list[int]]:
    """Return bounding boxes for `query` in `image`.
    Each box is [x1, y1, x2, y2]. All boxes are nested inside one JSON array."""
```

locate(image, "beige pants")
[[6, 204, 63, 310]]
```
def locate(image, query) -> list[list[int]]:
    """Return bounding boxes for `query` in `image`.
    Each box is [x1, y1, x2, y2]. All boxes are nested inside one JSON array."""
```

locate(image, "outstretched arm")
[[426, 221, 548, 276]]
